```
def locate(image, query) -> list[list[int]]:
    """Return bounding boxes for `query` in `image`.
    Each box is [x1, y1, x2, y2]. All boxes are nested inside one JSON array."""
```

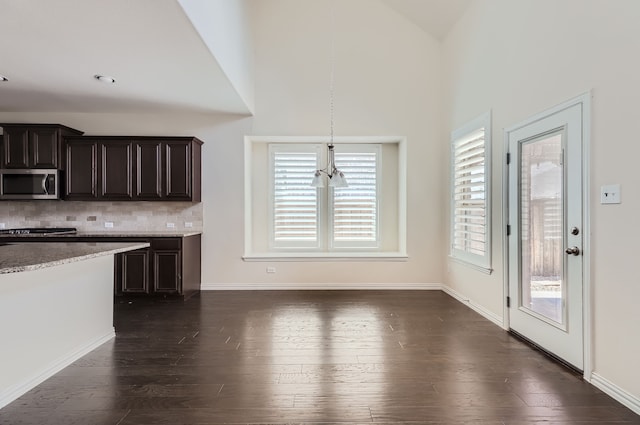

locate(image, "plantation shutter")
[[272, 149, 319, 246], [452, 128, 487, 258], [332, 147, 379, 247]]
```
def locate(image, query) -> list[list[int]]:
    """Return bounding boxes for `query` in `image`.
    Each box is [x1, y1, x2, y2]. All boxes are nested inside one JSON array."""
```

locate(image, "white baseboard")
[[441, 285, 505, 328], [0, 329, 115, 409], [201, 282, 442, 290], [591, 373, 640, 416]]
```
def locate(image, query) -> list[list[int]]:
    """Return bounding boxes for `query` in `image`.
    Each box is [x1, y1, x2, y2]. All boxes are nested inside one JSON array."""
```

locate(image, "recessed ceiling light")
[[94, 74, 115, 84], [0, 75, 8, 82]]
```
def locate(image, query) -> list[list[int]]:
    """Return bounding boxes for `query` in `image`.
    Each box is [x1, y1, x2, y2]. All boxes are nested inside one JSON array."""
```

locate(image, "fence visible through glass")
[[520, 133, 564, 324]]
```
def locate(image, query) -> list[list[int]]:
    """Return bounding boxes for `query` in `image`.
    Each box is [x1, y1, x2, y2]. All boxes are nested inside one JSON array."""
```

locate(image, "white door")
[[506, 99, 585, 370]]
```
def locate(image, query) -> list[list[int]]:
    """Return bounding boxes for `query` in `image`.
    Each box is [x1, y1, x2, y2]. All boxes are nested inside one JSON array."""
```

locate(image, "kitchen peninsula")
[[0, 241, 149, 408]]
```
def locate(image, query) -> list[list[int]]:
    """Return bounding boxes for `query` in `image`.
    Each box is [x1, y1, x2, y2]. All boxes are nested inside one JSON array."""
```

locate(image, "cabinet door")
[[153, 250, 181, 294], [30, 127, 60, 168], [136, 141, 162, 199], [165, 142, 191, 200], [117, 249, 150, 294], [2, 127, 29, 168], [100, 141, 133, 200], [65, 141, 97, 199]]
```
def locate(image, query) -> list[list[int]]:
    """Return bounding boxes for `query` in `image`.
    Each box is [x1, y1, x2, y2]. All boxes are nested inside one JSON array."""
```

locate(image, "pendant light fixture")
[[310, 1, 347, 189]]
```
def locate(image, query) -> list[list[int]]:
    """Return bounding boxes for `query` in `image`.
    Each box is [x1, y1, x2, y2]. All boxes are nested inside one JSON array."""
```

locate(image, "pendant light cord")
[[329, 0, 335, 148]]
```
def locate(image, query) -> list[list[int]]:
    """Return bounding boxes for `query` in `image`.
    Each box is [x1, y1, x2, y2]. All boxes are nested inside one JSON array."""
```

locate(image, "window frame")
[[450, 111, 492, 273], [244, 136, 407, 261]]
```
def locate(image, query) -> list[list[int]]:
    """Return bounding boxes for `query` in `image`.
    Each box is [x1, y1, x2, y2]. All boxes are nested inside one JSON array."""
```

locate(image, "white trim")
[[502, 92, 592, 379], [243, 252, 408, 262], [0, 329, 115, 409], [591, 373, 640, 416], [448, 255, 493, 274], [201, 282, 441, 290], [244, 136, 253, 258], [245, 135, 403, 144], [502, 122, 511, 331], [450, 111, 492, 270], [244, 135, 408, 259], [581, 92, 593, 382], [442, 285, 506, 329]]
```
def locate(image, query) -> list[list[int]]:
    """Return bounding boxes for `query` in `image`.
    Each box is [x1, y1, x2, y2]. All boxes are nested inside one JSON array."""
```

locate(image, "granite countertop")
[[0, 231, 202, 239], [75, 231, 203, 238], [0, 242, 150, 274]]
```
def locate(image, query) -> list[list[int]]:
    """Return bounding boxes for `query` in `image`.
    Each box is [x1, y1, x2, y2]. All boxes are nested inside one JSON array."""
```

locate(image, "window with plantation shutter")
[[450, 112, 492, 271], [331, 146, 380, 248], [270, 145, 320, 248], [248, 136, 405, 259]]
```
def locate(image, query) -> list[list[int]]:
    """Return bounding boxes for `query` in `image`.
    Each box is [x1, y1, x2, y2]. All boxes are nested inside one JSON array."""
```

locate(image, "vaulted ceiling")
[[0, 0, 471, 115]]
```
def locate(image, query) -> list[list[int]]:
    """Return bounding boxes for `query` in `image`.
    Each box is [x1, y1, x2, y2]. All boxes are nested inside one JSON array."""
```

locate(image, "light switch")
[[601, 184, 621, 204]]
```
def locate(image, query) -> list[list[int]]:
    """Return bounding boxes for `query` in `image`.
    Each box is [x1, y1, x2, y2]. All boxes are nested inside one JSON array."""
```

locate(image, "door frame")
[[502, 92, 592, 380]]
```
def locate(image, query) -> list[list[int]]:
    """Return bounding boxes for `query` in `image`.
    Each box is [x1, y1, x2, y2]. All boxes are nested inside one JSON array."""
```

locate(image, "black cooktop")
[[0, 227, 77, 235]]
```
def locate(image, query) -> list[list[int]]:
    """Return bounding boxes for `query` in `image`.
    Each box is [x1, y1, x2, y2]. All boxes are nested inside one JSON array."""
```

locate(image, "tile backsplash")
[[0, 201, 203, 232]]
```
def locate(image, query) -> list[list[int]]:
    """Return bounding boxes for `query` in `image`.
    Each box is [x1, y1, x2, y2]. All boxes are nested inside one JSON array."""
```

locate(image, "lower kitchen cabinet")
[[117, 248, 150, 294], [114, 234, 201, 299]]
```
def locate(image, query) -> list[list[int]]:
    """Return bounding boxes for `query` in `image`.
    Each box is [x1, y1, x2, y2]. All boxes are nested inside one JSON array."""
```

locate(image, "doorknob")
[[565, 246, 580, 256]]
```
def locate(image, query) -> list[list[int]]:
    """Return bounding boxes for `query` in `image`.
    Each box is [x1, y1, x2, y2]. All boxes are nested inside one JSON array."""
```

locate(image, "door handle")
[[565, 246, 580, 256], [41, 175, 49, 195]]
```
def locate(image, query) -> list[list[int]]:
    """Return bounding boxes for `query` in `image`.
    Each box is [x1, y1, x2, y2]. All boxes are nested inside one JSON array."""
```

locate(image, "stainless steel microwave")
[[0, 169, 60, 200]]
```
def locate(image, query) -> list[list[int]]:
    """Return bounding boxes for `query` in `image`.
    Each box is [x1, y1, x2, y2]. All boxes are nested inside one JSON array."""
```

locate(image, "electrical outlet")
[[104, 222, 114, 228], [166, 222, 176, 229], [0, 223, 5, 229], [266, 266, 276, 274], [184, 222, 193, 228]]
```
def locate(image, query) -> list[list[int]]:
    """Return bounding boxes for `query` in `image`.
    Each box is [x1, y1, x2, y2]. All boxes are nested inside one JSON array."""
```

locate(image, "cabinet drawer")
[[151, 238, 181, 250]]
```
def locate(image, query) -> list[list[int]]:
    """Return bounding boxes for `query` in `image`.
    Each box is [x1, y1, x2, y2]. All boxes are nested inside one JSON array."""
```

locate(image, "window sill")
[[243, 252, 409, 262], [448, 255, 493, 274]]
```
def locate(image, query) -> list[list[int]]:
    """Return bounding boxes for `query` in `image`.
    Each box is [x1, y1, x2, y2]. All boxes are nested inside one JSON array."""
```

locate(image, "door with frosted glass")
[[507, 101, 584, 370]]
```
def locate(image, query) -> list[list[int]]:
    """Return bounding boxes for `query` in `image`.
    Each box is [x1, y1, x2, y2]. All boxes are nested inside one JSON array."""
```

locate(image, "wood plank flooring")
[[1, 290, 638, 424]]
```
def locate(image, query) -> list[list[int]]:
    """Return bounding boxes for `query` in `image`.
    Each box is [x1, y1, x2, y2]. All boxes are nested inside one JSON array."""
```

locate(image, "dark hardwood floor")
[[1, 290, 638, 424]]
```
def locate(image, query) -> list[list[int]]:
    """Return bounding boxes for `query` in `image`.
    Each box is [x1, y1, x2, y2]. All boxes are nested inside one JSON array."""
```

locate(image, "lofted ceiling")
[[0, 0, 471, 116], [382, 0, 472, 40], [0, 0, 251, 115]]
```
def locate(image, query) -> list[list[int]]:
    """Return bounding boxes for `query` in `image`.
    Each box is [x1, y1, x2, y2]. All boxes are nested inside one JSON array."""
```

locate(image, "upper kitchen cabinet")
[[64, 136, 202, 202], [100, 140, 134, 200], [165, 140, 202, 201], [135, 140, 163, 200], [65, 139, 98, 199], [1, 124, 83, 169]]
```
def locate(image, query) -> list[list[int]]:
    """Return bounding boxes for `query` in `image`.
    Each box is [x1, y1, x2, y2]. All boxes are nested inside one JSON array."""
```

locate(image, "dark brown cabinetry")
[[100, 141, 133, 200], [1, 124, 83, 169], [115, 235, 201, 299], [136, 141, 162, 199], [117, 249, 150, 293], [65, 140, 97, 199], [64, 136, 202, 202]]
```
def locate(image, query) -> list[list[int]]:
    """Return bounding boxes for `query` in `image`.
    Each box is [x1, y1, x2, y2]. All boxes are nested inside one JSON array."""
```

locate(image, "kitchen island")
[[0, 232, 202, 299], [0, 242, 149, 409]]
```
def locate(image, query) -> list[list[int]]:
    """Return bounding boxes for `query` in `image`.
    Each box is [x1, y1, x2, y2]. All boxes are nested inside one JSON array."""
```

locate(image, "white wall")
[[178, 0, 255, 113], [443, 0, 640, 406]]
